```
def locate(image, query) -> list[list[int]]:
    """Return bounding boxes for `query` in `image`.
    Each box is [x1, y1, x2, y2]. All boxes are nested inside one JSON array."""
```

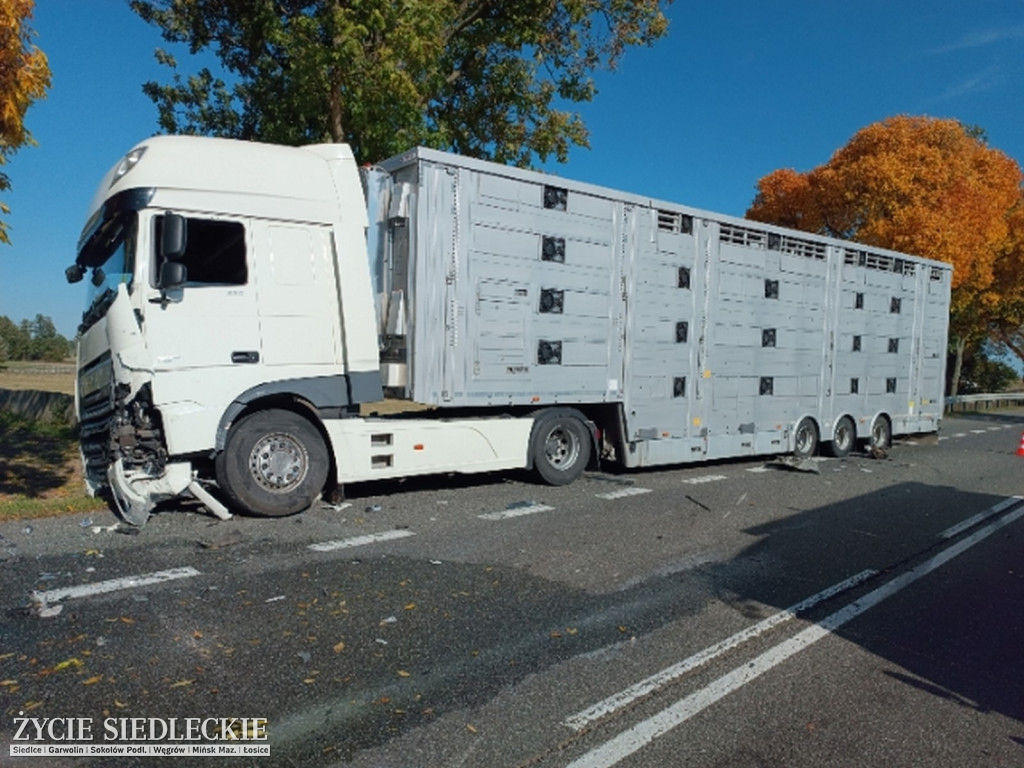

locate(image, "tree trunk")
[[949, 336, 966, 396], [328, 84, 344, 143]]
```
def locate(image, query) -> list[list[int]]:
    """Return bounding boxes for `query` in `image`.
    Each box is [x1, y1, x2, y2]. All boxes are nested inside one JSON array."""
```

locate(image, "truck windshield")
[[77, 211, 137, 333]]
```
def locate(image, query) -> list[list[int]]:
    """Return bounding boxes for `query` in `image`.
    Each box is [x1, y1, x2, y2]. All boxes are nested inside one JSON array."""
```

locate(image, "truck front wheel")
[[530, 410, 592, 486], [216, 409, 329, 517]]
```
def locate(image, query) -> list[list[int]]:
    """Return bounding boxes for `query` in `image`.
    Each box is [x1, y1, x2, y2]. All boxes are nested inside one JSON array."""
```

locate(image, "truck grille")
[[77, 353, 114, 482]]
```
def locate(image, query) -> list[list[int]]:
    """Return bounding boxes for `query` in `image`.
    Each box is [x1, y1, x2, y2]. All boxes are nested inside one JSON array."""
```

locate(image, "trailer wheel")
[[216, 409, 328, 517], [792, 417, 819, 459], [869, 415, 892, 452], [530, 411, 591, 486]]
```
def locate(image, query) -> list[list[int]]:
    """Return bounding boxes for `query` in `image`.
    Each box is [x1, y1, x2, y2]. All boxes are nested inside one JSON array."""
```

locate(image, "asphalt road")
[[2, 409, 1023, 767]]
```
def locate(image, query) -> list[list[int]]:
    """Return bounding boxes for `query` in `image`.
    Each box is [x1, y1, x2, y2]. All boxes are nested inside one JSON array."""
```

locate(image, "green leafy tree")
[[0, 314, 70, 362], [0, 0, 52, 243], [130, 0, 671, 166]]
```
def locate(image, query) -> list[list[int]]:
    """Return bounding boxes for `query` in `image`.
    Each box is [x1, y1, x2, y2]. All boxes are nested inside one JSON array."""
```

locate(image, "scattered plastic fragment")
[[22, 525, 33, 535], [79, 518, 94, 529], [365, 504, 382, 513], [297, 651, 312, 664], [505, 500, 537, 510], [265, 595, 286, 603]]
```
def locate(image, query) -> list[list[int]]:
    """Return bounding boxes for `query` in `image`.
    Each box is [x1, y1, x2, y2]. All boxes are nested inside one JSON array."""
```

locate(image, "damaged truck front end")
[[68, 179, 230, 526], [75, 287, 195, 525]]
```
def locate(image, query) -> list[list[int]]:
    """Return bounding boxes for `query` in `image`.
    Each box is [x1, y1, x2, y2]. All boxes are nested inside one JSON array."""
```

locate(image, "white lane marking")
[[596, 487, 653, 500], [746, 466, 770, 473], [970, 429, 988, 434], [682, 475, 727, 485], [566, 499, 1024, 768], [478, 503, 554, 521], [33, 566, 201, 604], [308, 529, 414, 552], [952, 433, 967, 438], [564, 569, 877, 731], [939, 495, 1023, 539]]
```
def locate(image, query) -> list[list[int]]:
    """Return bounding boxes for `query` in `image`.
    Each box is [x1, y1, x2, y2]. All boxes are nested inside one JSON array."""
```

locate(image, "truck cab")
[[67, 137, 382, 523]]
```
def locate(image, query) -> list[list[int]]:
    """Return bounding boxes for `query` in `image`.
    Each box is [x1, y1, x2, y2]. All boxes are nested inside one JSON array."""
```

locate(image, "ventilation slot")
[[543, 185, 567, 211], [657, 210, 693, 234], [539, 289, 564, 314], [538, 340, 562, 365], [541, 236, 565, 263]]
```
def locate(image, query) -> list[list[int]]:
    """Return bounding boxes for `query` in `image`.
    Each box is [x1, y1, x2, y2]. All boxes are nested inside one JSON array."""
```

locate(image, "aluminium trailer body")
[[365, 147, 950, 468]]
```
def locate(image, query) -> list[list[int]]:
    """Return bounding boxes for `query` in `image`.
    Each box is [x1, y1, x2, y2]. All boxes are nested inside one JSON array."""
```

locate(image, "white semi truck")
[[66, 136, 951, 525]]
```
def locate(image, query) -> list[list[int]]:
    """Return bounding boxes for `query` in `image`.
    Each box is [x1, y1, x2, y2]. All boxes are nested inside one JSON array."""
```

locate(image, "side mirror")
[[65, 264, 86, 284], [161, 214, 187, 260], [159, 260, 188, 290]]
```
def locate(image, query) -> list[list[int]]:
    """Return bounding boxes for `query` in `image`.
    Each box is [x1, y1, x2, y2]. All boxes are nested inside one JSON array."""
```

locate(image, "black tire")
[[826, 416, 856, 458], [792, 417, 819, 459], [869, 415, 892, 451], [530, 410, 591, 486], [215, 409, 329, 517]]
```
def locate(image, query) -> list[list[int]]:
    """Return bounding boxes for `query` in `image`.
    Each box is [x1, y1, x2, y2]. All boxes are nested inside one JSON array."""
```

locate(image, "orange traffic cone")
[[1017, 432, 1024, 457]]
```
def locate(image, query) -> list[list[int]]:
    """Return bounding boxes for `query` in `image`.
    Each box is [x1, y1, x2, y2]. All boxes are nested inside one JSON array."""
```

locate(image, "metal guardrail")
[[944, 392, 1024, 413]]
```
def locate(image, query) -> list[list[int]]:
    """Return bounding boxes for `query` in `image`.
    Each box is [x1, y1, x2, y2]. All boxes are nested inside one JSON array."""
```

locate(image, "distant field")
[[0, 361, 75, 395]]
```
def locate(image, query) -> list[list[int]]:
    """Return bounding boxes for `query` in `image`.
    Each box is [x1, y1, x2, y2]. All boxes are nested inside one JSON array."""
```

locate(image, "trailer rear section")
[[366, 148, 950, 476]]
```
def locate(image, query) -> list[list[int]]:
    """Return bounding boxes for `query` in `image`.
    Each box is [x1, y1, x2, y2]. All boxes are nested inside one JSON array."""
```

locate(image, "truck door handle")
[[231, 351, 260, 364]]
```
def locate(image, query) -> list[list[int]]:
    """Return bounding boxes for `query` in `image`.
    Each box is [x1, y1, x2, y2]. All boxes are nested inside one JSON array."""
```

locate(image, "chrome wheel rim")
[[249, 432, 308, 493]]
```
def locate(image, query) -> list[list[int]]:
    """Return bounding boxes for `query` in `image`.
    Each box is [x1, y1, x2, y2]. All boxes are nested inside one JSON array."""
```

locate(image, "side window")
[[155, 215, 247, 286]]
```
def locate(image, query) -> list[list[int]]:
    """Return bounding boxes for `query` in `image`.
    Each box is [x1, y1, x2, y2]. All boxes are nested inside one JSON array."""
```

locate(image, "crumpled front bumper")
[[107, 459, 193, 526]]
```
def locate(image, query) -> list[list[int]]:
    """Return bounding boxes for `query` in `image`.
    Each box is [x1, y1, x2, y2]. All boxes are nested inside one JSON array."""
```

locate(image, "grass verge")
[[0, 411, 108, 522]]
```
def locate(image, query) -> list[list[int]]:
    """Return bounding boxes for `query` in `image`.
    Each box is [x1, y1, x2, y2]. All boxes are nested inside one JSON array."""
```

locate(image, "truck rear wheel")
[[216, 409, 328, 517], [792, 417, 819, 459], [826, 416, 856, 458], [530, 410, 591, 486], [869, 415, 892, 451]]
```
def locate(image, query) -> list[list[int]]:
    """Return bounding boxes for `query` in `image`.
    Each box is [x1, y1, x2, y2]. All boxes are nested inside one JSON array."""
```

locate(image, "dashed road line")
[[478, 503, 554, 521], [596, 487, 653, 500], [682, 474, 728, 485], [33, 566, 202, 604], [308, 529, 415, 552]]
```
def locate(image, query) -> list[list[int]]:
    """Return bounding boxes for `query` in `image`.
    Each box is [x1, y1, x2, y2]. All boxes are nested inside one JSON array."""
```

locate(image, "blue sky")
[[3, 0, 1024, 341]]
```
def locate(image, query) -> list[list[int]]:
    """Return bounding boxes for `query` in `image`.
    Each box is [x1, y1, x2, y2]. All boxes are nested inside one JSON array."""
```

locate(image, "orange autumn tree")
[[747, 115, 1024, 395], [987, 199, 1024, 365], [0, 0, 51, 244]]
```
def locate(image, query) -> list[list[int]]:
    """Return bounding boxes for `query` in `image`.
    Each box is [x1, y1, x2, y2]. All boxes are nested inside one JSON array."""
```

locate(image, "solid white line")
[[939, 495, 1023, 539], [563, 569, 877, 731], [308, 529, 414, 552], [34, 566, 201, 603], [478, 503, 554, 520], [567, 500, 1024, 768], [596, 487, 653, 500], [682, 475, 727, 485]]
